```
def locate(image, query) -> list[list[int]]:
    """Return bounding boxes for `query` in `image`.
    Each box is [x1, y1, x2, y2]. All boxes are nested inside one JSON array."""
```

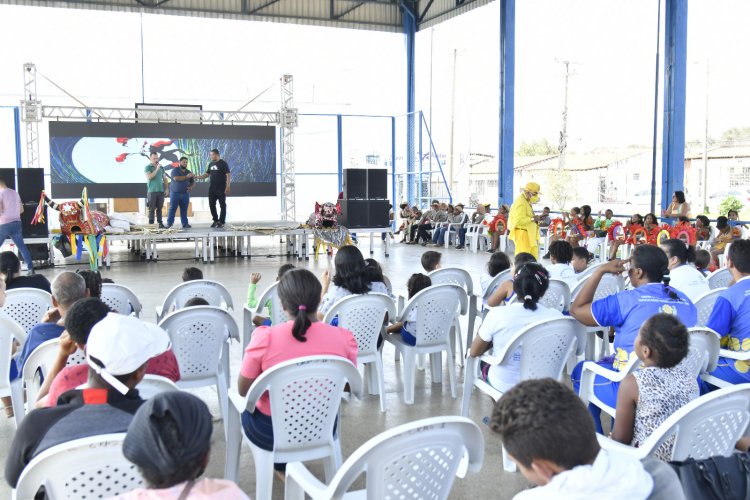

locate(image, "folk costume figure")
[[508, 182, 541, 259]]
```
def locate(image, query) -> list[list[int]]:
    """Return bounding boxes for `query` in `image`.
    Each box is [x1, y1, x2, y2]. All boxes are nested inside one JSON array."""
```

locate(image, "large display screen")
[[49, 122, 276, 198]]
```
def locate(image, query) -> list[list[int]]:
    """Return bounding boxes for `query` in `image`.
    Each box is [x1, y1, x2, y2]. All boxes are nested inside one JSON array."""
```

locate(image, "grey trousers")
[[147, 191, 164, 224]]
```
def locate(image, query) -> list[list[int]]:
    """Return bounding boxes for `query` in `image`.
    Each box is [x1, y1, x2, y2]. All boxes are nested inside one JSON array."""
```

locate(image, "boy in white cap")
[[5, 314, 171, 488]]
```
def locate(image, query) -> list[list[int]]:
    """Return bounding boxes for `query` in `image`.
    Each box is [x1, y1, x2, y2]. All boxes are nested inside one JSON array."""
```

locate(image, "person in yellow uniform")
[[508, 182, 541, 259]]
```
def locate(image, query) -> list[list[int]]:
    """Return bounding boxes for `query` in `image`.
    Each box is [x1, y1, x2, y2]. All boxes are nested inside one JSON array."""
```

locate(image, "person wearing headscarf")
[[508, 182, 542, 259], [115, 391, 249, 499]]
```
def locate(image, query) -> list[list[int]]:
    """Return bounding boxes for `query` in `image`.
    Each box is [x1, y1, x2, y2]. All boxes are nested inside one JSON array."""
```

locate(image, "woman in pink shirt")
[[237, 268, 358, 473]]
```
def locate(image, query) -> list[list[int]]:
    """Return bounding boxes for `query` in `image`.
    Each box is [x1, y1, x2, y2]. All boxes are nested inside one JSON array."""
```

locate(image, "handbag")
[[669, 453, 750, 500]]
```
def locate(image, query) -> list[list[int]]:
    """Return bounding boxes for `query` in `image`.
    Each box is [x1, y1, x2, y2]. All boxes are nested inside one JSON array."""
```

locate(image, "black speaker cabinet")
[[17, 168, 48, 237], [339, 200, 391, 229], [367, 199, 391, 227], [0, 169, 16, 190], [367, 169, 387, 199], [343, 169, 367, 199]]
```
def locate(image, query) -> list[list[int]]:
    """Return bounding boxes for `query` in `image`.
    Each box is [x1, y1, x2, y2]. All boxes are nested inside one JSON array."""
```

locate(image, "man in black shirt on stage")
[[197, 148, 231, 228]]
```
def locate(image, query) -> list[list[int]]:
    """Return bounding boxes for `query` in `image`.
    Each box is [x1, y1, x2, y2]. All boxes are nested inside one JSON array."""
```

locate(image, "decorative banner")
[[549, 218, 567, 239]]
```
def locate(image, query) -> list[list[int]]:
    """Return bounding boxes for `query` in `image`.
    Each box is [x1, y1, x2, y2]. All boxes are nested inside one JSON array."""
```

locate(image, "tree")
[[545, 170, 575, 211], [719, 196, 743, 217], [517, 139, 557, 157], [721, 127, 750, 144]]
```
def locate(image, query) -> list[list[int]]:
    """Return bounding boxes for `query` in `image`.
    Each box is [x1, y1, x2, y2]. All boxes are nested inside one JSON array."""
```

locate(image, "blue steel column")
[[661, 0, 688, 210], [498, 0, 515, 208], [337, 115, 343, 192], [391, 116, 397, 223], [403, 2, 417, 205], [13, 107, 21, 169]]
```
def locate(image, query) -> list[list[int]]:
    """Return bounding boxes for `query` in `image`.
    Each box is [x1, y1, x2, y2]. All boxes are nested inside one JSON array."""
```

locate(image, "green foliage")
[[719, 196, 743, 216], [517, 139, 557, 157], [721, 127, 750, 143], [545, 170, 574, 211]]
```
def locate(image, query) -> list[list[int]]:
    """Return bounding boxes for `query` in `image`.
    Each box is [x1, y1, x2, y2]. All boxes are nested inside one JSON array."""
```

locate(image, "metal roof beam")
[[333, 1, 365, 20], [417, 0, 433, 23], [249, 0, 282, 15]]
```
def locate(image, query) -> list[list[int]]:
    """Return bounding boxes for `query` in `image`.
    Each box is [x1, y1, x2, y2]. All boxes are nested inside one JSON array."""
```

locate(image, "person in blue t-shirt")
[[570, 244, 697, 432], [704, 239, 750, 388]]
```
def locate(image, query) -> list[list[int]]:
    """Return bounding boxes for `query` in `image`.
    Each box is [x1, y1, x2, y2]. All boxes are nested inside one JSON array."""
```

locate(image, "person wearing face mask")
[[508, 182, 542, 259]]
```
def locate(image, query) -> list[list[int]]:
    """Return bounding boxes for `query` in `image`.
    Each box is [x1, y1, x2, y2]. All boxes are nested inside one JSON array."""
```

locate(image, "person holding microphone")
[[144, 152, 168, 229]]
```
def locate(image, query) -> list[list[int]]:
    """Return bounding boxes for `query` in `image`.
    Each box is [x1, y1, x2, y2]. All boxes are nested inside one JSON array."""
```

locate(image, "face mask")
[[530, 195, 539, 204]]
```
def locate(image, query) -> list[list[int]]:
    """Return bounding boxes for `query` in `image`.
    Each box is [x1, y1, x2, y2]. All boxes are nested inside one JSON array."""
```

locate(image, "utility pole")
[[448, 48, 458, 196], [702, 60, 710, 213], [557, 60, 573, 171]]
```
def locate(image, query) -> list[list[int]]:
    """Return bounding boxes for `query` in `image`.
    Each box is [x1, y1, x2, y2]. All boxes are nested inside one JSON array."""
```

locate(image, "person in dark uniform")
[[196, 149, 230, 229]]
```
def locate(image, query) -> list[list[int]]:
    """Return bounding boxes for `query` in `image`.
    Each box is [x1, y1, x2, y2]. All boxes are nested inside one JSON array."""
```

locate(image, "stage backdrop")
[[49, 122, 276, 198]]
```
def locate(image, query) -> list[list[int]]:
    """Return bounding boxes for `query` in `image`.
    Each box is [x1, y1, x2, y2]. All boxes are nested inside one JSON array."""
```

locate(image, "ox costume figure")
[[306, 201, 352, 259], [32, 188, 109, 270]]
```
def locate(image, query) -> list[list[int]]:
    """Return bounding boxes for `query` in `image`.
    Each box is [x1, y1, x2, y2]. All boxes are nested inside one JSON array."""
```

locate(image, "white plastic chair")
[[442, 222, 462, 248], [0, 317, 25, 428], [596, 384, 750, 461], [155, 279, 234, 322], [719, 242, 732, 268], [707, 268, 733, 290], [384, 284, 467, 405], [224, 356, 363, 500], [2, 288, 52, 334], [12, 433, 143, 500], [682, 328, 721, 379], [509, 278, 571, 313], [158, 306, 239, 427], [242, 282, 288, 350], [465, 224, 489, 253], [570, 273, 626, 360], [285, 416, 484, 500], [428, 267, 478, 360], [693, 287, 726, 327], [461, 317, 585, 471], [100, 283, 143, 317], [575, 262, 603, 281], [136, 374, 179, 399], [323, 293, 396, 412]]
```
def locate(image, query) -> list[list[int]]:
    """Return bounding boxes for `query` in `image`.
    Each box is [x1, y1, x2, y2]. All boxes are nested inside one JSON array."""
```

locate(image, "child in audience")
[[386, 273, 432, 345], [319, 245, 389, 318], [695, 215, 711, 241], [608, 213, 643, 261], [182, 267, 203, 281], [571, 246, 591, 274], [470, 263, 562, 392], [480, 251, 511, 299], [363, 258, 393, 296], [611, 314, 698, 461], [184, 297, 210, 307], [695, 249, 711, 276], [660, 239, 709, 301], [486, 252, 536, 307], [490, 379, 660, 499], [711, 216, 734, 267], [546, 240, 577, 290], [643, 213, 659, 232], [420, 250, 442, 272], [247, 263, 296, 326], [76, 270, 103, 298]]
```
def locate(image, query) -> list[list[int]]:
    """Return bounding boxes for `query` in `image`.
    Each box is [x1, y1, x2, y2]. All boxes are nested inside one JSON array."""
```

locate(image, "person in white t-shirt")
[[470, 263, 562, 391], [546, 240, 577, 291], [661, 239, 709, 302]]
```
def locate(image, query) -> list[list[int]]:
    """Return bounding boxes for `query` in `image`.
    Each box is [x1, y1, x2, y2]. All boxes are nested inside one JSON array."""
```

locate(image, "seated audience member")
[[318, 245, 390, 318], [704, 240, 750, 388], [569, 245, 697, 432], [538, 206, 551, 228], [37, 298, 180, 408], [246, 264, 296, 326], [611, 314, 698, 460], [408, 199, 442, 245], [546, 240, 577, 290], [184, 297, 210, 307], [710, 216, 733, 267], [486, 252, 537, 307], [115, 392, 249, 500], [363, 258, 392, 294], [643, 213, 659, 232], [587, 209, 614, 256], [487, 204, 510, 253], [727, 209, 747, 230], [237, 269, 357, 473], [77, 269, 103, 298], [660, 239, 709, 302], [480, 251, 511, 300], [420, 250, 442, 273], [571, 246, 591, 274], [386, 273, 432, 346], [490, 379, 673, 499], [14, 271, 87, 377], [609, 213, 644, 261], [0, 251, 50, 293], [182, 267, 203, 282], [470, 264, 561, 392], [433, 202, 468, 248], [694, 249, 711, 276], [4, 314, 171, 488], [694, 215, 711, 241]]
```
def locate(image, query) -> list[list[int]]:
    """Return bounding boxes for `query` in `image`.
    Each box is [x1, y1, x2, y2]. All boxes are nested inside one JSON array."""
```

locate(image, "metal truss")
[[21, 63, 41, 168], [41, 106, 279, 124], [279, 74, 298, 222]]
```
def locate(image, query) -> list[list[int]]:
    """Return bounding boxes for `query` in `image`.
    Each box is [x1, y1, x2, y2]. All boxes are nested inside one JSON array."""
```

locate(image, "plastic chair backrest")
[[400, 284, 467, 347], [682, 328, 721, 378], [0, 317, 25, 395], [693, 288, 726, 327], [161, 280, 234, 311], [707, 268, 732, 290], [539, 279, 571, 312], [327, 416, 484, 500], [13, 433, 143, 499], [158, 306, 239, 383], [243, 356, 363, 455], [136, 374, 179, 399], [576, 263, 603, 281], [323, 293, 396, 355], [489, 317, 585, 381], [382, 275, 393, 295], [22, 338, 62, 405], [255, 282, 287, 326], [482, 269, 512, 301], [639, 384, 750, 461], [3, 288, 52, 334], [428, 267, 475, 296], [100, 283, 143, 317]]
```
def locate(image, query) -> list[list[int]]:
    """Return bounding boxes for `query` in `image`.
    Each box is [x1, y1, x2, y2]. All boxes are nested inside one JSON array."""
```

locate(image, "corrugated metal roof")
[[685, 145, 750, 160], [0, 0, 492, 32]]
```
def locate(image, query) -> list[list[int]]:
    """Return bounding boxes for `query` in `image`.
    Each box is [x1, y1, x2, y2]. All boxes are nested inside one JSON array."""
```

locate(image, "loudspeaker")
[[339, 200, 391, 229], [0, 169, 16, 190], [343, 169, 367, 199], [27, 243, 50, 262], [367, 169, 387, 199], [17, 168, 48, 237]]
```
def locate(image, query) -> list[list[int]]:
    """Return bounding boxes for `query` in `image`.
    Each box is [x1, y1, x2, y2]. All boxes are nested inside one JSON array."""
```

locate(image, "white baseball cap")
[[86, 313, 171, 394]]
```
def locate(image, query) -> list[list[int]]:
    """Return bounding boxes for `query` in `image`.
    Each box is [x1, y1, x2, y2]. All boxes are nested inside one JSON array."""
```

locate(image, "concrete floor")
[[0, 234, 534, 499]]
